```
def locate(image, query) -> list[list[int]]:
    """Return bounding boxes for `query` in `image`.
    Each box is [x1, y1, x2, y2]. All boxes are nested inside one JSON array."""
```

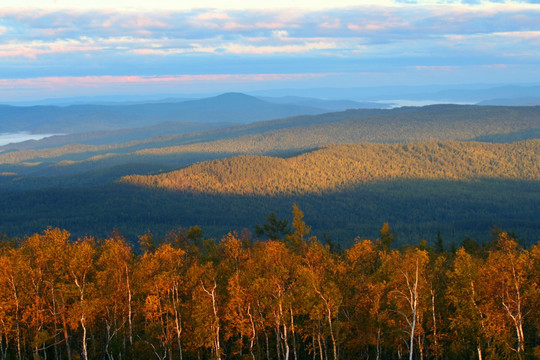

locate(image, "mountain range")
[[0, 93, 327, 134]]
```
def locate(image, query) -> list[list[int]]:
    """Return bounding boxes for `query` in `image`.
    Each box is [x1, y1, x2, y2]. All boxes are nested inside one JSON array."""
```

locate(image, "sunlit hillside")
[[121, 140, 540, 195]]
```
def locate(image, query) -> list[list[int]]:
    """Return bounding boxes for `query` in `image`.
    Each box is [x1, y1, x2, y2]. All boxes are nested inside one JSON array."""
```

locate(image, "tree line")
[[0, 206, 539, 359]]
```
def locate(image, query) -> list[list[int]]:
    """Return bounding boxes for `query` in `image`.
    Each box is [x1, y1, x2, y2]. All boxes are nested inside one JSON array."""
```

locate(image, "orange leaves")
[[0, 225, 539, 359], [143, 295, 162, 322]]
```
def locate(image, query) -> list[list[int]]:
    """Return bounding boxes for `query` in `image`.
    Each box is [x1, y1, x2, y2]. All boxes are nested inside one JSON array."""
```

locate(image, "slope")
[[120, 140, 540, 195]]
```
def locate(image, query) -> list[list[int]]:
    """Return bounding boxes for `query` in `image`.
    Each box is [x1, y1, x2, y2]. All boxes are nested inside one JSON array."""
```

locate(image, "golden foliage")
[[121, 140, 540, 195]]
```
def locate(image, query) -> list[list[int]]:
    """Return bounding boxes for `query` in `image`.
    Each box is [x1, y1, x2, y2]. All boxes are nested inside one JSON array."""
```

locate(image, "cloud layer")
[[1, 1, 539, 100]]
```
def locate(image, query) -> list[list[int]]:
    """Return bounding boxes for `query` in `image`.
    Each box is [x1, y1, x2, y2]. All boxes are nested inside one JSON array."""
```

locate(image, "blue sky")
[[1, 0, 540, 101]]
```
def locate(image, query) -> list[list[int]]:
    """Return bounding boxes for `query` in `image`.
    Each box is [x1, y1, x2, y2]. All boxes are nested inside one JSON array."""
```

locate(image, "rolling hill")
[[120, 141, 540, 195], [1, 104, 539, 170]]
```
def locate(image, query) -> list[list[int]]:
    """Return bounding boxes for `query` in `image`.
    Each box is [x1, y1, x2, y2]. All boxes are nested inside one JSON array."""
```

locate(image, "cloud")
[[197, 11, 231, 20], [1, 2, 540, 98], [3, 5, 540, 42], [0, 73, 337, 92], [442, 30, 540, 51], [0, 39, 104, 59], [222, 41, 340, 55]]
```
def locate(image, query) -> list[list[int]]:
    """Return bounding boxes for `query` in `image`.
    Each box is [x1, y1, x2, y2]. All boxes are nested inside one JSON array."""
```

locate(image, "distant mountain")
[[258, 95, 391, 110], [2, 104, 540, 183], [133, 105, 540, 160], [250, 84, 540, 103], [1, 105, 539, 172], [0, 92, 327, 134], [4, 94, 198, 106]]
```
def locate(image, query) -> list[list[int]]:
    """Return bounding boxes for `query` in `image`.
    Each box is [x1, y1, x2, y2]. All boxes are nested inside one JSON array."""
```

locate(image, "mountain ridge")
[[0, 93, 328, 134]]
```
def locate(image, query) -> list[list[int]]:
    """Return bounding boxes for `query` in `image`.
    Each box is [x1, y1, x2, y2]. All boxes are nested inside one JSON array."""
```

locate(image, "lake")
[[0, 132, 59, 146]]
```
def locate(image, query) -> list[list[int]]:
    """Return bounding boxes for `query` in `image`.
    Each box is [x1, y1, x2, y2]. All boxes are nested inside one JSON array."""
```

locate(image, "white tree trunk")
[[201, 281, 221, 360], [408, 259, 419, 360]]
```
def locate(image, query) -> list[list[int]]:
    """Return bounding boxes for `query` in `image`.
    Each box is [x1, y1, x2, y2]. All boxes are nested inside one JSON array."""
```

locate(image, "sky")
[[1, 0, 540, 101]]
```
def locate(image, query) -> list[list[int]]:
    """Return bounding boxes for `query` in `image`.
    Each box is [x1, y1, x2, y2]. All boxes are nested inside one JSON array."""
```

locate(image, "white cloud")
[[0, 39, 104, 59], [4, 0, 540, 11]]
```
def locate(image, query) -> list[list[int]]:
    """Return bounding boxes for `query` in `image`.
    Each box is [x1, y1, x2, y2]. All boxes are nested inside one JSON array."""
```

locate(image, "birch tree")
[[483, 233, 530, 359], [385, 248, 429, 360]]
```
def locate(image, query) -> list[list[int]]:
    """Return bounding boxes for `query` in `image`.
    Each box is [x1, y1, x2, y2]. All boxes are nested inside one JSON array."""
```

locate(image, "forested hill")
[[1, 105, 539, 169], [134, 104, 540, 157], [120, 140, 540, 195]]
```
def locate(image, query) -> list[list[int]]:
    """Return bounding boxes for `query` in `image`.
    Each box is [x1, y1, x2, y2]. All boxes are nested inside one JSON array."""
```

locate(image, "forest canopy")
[[120, 140, 540, 195], [0, 215, 539, 360]]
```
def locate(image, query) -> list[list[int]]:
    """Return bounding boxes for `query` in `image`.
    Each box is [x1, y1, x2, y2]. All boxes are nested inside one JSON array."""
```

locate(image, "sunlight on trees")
[[0, 213, 538, 359]]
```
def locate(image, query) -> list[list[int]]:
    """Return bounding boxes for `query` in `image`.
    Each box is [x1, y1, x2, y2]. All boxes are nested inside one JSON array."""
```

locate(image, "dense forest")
[[0, 206, 539, 360], [1, 178, 538, 247], [120, 141, 540, 195], [1, 141, 538, 246], [134, 105, 540, 159]]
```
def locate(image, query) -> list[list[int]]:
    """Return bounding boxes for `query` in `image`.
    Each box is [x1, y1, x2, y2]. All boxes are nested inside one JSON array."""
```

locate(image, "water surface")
[[0, 132, 59, 147]]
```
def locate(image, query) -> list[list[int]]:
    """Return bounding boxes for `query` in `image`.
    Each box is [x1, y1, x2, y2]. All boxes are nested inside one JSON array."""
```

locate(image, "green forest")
[[0, 206, 539, 360]]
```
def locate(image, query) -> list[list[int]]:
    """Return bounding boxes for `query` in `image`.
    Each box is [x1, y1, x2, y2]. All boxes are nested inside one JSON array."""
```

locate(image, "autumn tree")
[[247, 240, 300, 360], [342, 239, 387, 359], [136, 243, 187, 360], [0, 250, 26, 360], [68, 236, 98, 360], [300, 240, 343, 360], [384, 248, 430, 360], [482, 232, 531, 358], [219, 232, 253, 358], [0, 224, 538, 359], [21, 228, 74, 360], [447, 247, 491, 359], [95, 234, 135, 360]]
